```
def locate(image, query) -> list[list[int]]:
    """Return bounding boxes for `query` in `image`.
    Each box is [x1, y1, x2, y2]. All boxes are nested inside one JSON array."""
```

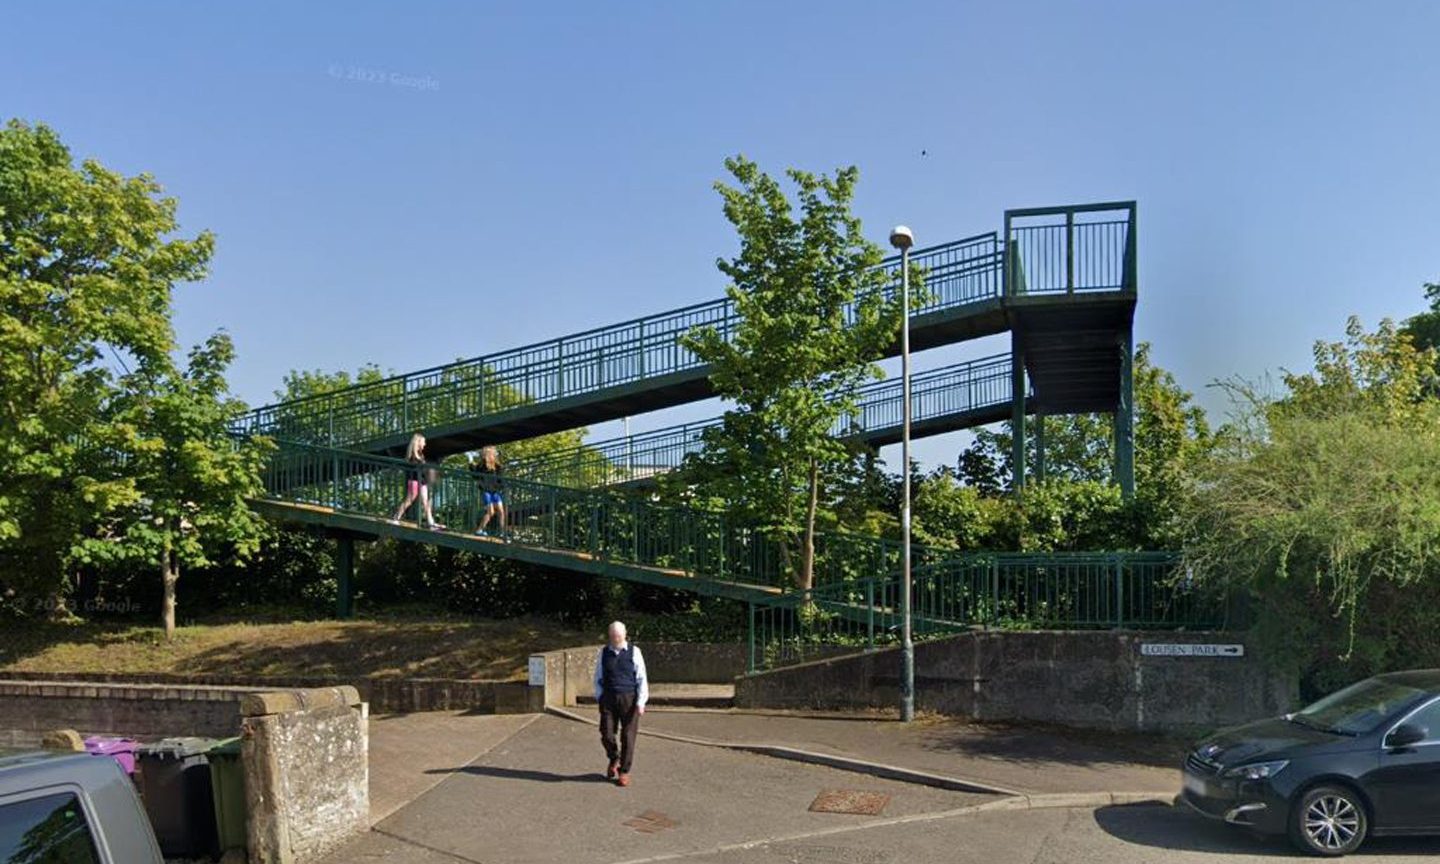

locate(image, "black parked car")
[[1182, 669, 1440, 856]]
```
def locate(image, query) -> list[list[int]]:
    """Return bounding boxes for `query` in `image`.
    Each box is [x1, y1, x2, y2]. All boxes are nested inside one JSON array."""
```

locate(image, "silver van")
[[0, 749, 162, 863]]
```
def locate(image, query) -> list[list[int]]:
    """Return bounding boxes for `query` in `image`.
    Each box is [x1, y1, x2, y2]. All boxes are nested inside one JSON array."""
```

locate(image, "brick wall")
[[0, 680, 252, 747], [1, 671, 533, 715]]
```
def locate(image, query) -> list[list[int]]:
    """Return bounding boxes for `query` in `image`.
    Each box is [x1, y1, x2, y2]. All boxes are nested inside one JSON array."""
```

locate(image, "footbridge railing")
[[509, 354, 1018, 488]]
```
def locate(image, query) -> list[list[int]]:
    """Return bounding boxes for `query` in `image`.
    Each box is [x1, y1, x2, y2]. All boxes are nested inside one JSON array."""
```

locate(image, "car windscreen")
[[0, 792, 101, 863], [1297, 678, 1429, 736]]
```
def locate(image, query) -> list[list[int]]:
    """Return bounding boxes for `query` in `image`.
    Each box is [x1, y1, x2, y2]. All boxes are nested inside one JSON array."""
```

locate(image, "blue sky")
[[4, 1, 1438, 469]]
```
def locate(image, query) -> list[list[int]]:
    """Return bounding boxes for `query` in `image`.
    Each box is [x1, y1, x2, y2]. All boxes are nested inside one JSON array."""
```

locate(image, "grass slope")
[[1, 614, 594, 681]]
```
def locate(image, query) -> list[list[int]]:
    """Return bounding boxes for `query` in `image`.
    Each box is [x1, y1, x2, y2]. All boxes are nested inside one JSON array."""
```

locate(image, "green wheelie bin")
[[206, 736, 247, 854]]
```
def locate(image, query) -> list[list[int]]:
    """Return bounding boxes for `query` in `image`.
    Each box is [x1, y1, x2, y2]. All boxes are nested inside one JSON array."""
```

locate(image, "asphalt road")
[[678, 802, 1440, 864]]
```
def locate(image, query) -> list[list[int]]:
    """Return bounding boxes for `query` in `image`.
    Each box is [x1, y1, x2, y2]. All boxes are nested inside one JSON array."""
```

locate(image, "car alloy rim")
[[1304, 795, 1360, 850]]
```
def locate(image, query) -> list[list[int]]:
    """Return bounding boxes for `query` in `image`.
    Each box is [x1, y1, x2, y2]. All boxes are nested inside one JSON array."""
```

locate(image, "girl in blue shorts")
[[474, 446, 506, 538]]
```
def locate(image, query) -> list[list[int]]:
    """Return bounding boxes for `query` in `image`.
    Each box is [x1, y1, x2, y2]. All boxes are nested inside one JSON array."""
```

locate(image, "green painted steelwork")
[[746, 550, 1222, 672], [1010, 334, 1027, 490], [254, 438, 1218, 642], [237, 202, 1139, 466], [259, 438, 885, 597], [1115, 326, 1136, 496], [335, 536, 354, 618], [1002, 202, 1138, 493], [252, 498, 786, 604], [508, 354, 1025, 489], [236, 232, 1008, 453]]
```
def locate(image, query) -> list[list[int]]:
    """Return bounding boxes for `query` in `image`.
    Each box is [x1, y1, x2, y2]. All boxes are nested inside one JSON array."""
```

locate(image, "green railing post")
[[719, 517, 727, 581], [547, 486, 557, 547], [631, 499, 639, 563], [866, 578, 875, 651], [588, 498, 600, 557], [638, 320, 646, 380], [555, 339, 565, 399], [1125, 203, 1138, 292], [748, 602, 757, 673], [989, 557, 999, 629], [1114, 554, 1125, 629], [1065, 209, 1075, 293], [1002, 211, 1013, 296], [330, 449, 340, 508]]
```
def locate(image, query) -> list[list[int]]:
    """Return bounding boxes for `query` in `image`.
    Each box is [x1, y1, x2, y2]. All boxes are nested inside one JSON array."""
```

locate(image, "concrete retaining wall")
[[734, 631, 1296, 734], [642, 643, 747, 683], [242, 687, 368, 864], [530, 641, 749, 706]]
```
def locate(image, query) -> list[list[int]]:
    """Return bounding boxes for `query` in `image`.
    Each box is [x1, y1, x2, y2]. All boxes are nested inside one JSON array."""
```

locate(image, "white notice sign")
[[1141, 643, 1244, 658], [528, 656, 547, 687]]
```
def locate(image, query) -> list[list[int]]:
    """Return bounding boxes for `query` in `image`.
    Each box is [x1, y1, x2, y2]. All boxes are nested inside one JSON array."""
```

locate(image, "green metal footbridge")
[[254, 439, 1219, 670], [239, 202, 1213, 665], [236, 202, 1140, 494], [507, 353, 1024, 489]]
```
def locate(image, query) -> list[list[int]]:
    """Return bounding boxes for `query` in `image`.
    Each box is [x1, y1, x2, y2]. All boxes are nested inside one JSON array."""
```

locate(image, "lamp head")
[[889, 225, 914, 251]]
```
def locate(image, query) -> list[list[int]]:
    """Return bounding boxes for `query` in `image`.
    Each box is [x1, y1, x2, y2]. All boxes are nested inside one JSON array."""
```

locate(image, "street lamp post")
[[889, 225, 915, 723]]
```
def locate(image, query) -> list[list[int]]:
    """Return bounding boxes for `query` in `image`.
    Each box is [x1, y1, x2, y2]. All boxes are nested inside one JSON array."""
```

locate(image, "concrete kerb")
[[544, 704, 1025, 797]]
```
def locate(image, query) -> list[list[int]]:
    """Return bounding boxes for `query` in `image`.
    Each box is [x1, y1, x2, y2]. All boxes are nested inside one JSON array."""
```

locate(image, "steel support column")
[[336, 536, 355, 619], [1114, 327, 1135, 499], [1010, 334, 1027, 492]]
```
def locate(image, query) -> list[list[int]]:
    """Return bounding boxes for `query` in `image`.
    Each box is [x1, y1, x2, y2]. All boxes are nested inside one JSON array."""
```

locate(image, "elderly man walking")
[[594, 621, 648, 787]]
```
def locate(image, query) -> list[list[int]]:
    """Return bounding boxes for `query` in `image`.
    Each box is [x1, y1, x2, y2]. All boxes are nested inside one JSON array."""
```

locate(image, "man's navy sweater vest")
[[601, 645, 639, 694]]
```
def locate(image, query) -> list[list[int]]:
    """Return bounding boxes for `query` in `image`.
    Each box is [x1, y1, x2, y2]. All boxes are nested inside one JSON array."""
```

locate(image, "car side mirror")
[[1386, 723, 1427, 749]]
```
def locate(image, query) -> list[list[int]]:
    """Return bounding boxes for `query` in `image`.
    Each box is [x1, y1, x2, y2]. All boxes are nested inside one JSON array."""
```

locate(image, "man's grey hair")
[[608, 621, 627, 636]]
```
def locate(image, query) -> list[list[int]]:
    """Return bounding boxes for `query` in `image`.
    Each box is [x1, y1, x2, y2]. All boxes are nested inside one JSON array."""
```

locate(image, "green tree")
[[0, 119, 213, 615], [274, 363, 388, 402], [82, 334, 270, 638], [1186, 317, 1440, 692], [672, 157, 908, 590], [1400, 280, 1440, 357]]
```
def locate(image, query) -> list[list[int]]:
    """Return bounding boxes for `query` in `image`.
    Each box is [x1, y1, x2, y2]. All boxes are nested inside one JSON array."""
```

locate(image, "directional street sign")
[[1140, 643, 1245, 658]]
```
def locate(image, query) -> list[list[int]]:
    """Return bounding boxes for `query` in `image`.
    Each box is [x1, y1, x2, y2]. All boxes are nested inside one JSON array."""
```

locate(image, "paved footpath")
[[329, 710, 1440, 863], [638, 709, 1179, 795]]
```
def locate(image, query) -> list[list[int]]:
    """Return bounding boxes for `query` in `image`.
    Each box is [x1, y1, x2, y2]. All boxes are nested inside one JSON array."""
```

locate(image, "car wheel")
[[1289, 785, 1368, 857]]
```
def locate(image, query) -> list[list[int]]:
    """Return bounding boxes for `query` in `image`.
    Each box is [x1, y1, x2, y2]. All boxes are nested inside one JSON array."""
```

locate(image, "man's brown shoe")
[[616, 773, 630, 787], [606, 760, 619, 779]]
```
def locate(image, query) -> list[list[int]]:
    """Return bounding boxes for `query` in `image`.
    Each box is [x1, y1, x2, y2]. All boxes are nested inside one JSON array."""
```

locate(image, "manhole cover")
[[624, 810, 679, 834], [809, 789, 891, 816]]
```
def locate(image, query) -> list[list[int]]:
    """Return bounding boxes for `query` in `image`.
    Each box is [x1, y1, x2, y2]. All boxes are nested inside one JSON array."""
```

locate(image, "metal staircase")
[[241, 202, 1175, 649]]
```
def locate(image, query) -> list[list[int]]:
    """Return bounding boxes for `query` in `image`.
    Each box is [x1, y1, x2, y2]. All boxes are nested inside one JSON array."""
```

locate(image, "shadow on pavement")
[[918, 721, 1186, 770], [423, 765, 610, 784], [1093, 802, 1440, 858]]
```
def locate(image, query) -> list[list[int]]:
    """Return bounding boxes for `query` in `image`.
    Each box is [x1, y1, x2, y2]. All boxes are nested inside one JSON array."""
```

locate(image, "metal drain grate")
[[809, 789, 891, 816], [624, 810, 679, 834]]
